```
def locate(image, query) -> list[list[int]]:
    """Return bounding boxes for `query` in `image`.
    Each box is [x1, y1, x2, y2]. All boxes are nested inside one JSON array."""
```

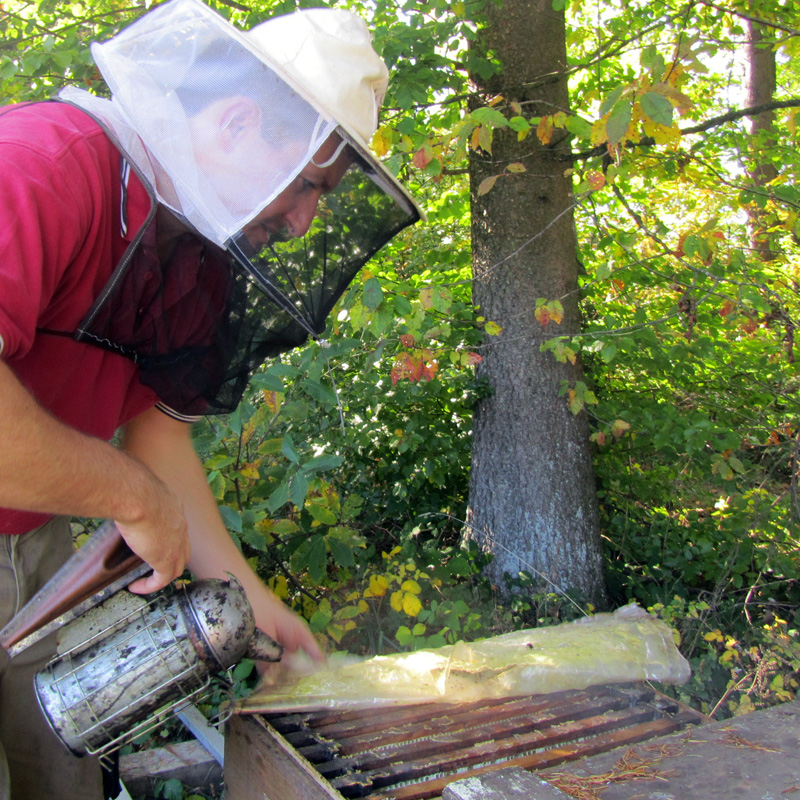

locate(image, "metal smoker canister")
[[34, 576, 281, 757]]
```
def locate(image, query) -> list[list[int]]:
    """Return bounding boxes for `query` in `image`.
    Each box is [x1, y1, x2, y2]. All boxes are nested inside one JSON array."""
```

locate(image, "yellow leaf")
[[239, 460, 261, 480], [262, 390, 282, 414], [403, 592, 423, 617], [477, 175, 499, 196], [401, 579, 422, 594], [643, 118, 681, 147], [358, 599, 369, 613], [419, 287, 435, 310], [369, 574, 389, 597], [327, 623, 345, 643], [485, 321, 502, 336], [371, 126, 391, 157], [477, 124, 493, 154], [590, 118, 608, 147], [390, 590, 404, 612], [271, 574, 289, 600], [537, 115, 554, 145], [471, 125, 482, 151]]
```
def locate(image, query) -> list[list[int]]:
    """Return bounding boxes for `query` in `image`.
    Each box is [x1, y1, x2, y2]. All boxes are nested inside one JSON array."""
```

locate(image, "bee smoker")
[[0, 521, 282, 760]]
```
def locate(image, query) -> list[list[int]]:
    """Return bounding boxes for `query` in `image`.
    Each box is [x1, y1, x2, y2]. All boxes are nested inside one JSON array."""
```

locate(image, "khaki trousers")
[[0, 518, 103, 800]]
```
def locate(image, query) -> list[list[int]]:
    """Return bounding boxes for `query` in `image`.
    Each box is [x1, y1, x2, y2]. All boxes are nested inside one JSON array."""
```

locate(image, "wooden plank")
[[177, 705, 225, 766], [443, 768, 572, 800], [537, 698, 800, 800], [225, 714, 346, 800], [119, 739, 222, 798]]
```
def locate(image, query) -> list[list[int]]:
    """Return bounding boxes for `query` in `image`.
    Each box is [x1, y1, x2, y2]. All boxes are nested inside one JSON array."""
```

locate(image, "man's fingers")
[[127, 568, 175, 595]]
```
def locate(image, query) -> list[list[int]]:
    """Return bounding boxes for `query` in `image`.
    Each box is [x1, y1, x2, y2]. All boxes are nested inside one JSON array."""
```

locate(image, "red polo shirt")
[[0, 101, 161, 534]]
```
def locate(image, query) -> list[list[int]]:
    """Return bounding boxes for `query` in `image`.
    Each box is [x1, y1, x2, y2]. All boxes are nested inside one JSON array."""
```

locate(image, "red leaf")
[[400, 334, 416, 348], [535, 305, 551, 326], [412, 147, 433, 169]]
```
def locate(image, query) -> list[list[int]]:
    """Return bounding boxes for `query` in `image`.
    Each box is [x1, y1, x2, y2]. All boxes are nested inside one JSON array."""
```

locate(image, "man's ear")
[[218, 99, 262, 152]]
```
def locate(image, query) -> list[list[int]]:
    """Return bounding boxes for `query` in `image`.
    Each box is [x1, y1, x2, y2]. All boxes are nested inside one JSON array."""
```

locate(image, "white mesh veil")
[[56, 0, 421, 415], [76, 0, 338, 245]]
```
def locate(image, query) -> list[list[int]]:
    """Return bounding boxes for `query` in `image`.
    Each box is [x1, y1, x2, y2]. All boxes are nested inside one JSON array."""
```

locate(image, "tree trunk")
[[744, 20, 778, 261], [465, 0, 606, 606]]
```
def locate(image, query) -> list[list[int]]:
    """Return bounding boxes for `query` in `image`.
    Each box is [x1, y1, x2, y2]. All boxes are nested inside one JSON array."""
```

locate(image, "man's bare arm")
[[0, 359, 189, 592], [122, 406, 324, 660]]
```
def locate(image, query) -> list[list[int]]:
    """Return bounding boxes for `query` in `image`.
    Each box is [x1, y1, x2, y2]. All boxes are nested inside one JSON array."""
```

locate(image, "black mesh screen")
[[76, 158, 419, 415]]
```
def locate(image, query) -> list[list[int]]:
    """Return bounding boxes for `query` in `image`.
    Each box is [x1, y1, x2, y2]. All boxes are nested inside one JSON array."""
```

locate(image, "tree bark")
[[744, 20, 778, 261], [465, 0, 606, 606]]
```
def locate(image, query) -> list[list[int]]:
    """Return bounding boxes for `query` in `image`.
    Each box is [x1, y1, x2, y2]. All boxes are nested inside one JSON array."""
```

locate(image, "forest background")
[[2, 0, 800, 740]]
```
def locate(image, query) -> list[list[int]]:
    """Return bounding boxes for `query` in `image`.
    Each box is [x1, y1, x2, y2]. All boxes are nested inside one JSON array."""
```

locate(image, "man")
[[0, 0, 420, 797]]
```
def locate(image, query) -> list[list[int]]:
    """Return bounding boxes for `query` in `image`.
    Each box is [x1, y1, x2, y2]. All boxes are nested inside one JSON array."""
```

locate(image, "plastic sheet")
[[238, 603, 691, 713]]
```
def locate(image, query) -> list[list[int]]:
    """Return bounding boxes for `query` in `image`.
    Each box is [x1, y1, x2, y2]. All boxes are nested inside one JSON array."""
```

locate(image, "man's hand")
[[254, 589, 325, 665], [115, 477, 191, 594]]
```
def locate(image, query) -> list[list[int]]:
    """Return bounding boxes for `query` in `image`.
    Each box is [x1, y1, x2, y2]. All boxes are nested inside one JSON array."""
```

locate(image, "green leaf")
[[640, 91, 673, 127], [219, 505, 242, 533], [600, 85, 625, 117], [606, 99, 632, 145], [363, 276, 384, 310], [307, 501, 338, 525], [470, 106, 508, 128], [395, 625, 413, 646], [309, 607, 332, 633], [564, 115, 593, 138], [289, 472, 309, 508], [304, 535, 328, 583], [300, 453, 344, 474], [301, 379, 337, 405], [159, 779, 184, 800], [267, 482, 289, 513], [250, 372, 285, 392], [281, 434, 300, 464], [327, 533, 356, 567], [233, 659, 255, 682]]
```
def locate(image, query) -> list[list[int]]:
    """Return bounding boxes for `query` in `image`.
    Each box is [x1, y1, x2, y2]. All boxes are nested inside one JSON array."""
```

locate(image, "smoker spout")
[[245, 629, 284, 662]]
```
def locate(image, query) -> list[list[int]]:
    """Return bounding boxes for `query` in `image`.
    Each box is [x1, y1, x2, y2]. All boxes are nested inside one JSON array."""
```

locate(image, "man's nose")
[[285, 194, 321, 239]]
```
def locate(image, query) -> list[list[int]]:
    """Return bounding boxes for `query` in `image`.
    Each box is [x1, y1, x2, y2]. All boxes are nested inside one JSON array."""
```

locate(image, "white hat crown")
[[246, 8, 389, 150]]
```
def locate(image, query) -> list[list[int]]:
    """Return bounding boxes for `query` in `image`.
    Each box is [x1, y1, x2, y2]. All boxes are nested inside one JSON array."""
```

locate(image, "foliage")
[[4, 0, 800, 744]]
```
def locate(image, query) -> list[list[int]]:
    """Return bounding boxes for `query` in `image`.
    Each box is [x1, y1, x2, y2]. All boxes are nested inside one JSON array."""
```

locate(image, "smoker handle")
[[0, 520, 146, 650]]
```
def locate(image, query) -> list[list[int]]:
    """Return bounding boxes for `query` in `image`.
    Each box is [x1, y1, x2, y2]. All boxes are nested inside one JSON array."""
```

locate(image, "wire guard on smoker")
[[34, 576, 278, 761]]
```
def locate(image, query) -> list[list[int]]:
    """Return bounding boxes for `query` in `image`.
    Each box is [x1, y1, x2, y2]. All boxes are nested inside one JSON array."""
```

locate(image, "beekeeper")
[[0, 0, 420, 796]]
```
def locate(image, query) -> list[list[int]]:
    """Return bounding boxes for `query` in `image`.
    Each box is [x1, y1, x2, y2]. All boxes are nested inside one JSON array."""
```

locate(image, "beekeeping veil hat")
[[60, 0, 421, 415]]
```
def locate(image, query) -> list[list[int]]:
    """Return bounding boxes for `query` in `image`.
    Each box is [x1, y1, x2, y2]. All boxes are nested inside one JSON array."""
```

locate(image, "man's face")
[[187, 97, 352, 246], [241, 135, 352, 251]]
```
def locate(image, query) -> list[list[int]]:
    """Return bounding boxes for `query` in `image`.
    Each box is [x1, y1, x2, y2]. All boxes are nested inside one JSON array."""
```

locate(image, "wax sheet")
[[237, 603, 691, 713]]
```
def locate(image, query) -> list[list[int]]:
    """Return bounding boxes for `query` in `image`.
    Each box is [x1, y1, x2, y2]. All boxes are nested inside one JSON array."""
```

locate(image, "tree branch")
[[570, 97, 800, 163], [695, 0, 800, 37]]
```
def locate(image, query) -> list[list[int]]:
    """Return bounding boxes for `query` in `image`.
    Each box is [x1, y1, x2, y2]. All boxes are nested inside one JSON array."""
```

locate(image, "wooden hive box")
[[224, 682, 706, 800]]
